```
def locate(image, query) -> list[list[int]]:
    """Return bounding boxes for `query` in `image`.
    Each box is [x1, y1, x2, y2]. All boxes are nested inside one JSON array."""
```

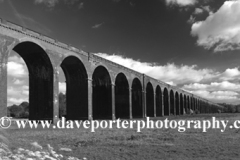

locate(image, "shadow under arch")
[[170, 90, 174, 115], [60, 56, 88, 120], [175, 92, 179, 115], [115, 73, 129, 119], [187, 96, 190, 112], [12, 41, 53, 120], [180, 93, 183, 115], [146, 82, 154, 117], [184, 95, 187, 113], [92, 66, 112, 119], [163, 88, 169, 116], [196, 99, 199, 113], [190, 97, 193, 111], [193, 99, 196, 111], [156, 85, 162, 117], [132, 78, 143, 118]]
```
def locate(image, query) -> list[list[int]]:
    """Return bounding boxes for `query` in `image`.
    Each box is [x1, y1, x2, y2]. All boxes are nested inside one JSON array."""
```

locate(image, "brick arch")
[[170, 90, 175, 115], [163, 88, 169, 116], [155, 85, 162, 117], [114, 72, 130, 88], [92, 63, 114, 85], [11, 41, 54, 120], [175, 91, 179, 115], [60, 55, 88, 120], [129, 75, 142, 89], [132, 77, 143, 118], [92, 65, 112, 119], [146, 82, 154, 117], [180, 93, 184, 115], [115, 72, 130, 118]]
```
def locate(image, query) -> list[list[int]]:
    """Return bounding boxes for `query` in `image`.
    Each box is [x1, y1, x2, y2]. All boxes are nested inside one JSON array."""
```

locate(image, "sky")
[[2, 0, 240, 105]]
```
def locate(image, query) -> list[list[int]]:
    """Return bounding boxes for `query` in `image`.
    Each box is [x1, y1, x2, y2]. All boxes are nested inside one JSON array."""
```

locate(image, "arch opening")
[[191, 97, 193, 111], [163, 88, 169, 116], [180, 93, 183, 115], [196, 99, 199, 113], [156, 85, 162, 117], [11, 42, 53, 120], [184, 95, 187, 114], [132, 78, 143, 118], [92, 66, 112, 119], [61, 56, 88, 120], [192, 98, 195, 112], [170, 90, 174, 115], [146, 82, 154, 117], [175, 92, 179, 115], [200, 101, 202, 113], [115, 73, 129, 119]]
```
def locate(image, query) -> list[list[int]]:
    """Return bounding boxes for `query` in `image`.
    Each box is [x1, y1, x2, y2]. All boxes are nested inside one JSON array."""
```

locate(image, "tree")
[[8, 104, 24, 118], [219, 103, 237, 113], [7, 93, 66, 118], [19, 102, 29, 118]]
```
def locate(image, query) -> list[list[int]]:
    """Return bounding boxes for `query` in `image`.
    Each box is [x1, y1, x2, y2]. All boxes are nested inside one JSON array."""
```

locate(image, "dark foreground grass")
[[5, 113, 240, 160]]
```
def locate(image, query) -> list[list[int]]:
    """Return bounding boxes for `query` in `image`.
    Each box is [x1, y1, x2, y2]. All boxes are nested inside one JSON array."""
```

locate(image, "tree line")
[[7, 93, 66, 118], [219, 103, 240, 113]]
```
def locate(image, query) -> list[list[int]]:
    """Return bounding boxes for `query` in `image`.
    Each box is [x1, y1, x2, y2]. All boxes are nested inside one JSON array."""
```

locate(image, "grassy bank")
[[5, 113, 240, 160]]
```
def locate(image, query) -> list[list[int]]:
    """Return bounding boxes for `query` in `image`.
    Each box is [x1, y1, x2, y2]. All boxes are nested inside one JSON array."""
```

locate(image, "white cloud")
[[92, 23, 104, 29], [64, 0, 79, 5], [166, 81, 177, 86], [96, 53, 216, 85], [22, 85, 29, 90], [219, 67, 240, 81], [22, 90, 29, 96], [7, 86, 29, 106], [183, 83, 208, 90], [7, 61, 27, 77], [8, 55, 28, 78], [187, 15, 196, 24], [59, 82, 66, 94], [8, 56, 24, 64], [202, 5, 212, 14], [34, 0, 59, 7], [183, 81, 240, 92], [165, 0, 197, 7], [190, 90, 239, 102], [191, 0, 240, 52], [193, 8, 203, 15], [21, 85, 29, 95], [8, 87, 21, 97], [8, 98, 28, 106], [34, 0, 80, 8], [78, 2, 84, 9], [7, 85, 29, 97], [13, 79, 25, 85], [7, 54, 29, 106], [183, 79, 240, 104]]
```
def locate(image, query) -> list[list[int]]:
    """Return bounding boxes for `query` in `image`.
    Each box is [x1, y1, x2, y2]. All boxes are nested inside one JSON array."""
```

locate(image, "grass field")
[[4, 113, 240, 160]]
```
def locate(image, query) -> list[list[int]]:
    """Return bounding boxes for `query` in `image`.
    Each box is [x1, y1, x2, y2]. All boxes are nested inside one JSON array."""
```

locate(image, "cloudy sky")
[[2, 0, 240, 105]]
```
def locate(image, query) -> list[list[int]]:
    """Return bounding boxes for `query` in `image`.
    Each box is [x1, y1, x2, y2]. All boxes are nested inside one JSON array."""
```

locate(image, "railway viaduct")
[[0, 19, 223, 123]]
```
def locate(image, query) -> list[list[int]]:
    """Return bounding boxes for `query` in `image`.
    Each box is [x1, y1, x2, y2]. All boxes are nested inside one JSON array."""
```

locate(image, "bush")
[[7, 93, 66, 118]]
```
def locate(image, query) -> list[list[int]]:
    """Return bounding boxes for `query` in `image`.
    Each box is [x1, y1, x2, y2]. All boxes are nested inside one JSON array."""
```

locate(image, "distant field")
[[5, 113, 240, 160]]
